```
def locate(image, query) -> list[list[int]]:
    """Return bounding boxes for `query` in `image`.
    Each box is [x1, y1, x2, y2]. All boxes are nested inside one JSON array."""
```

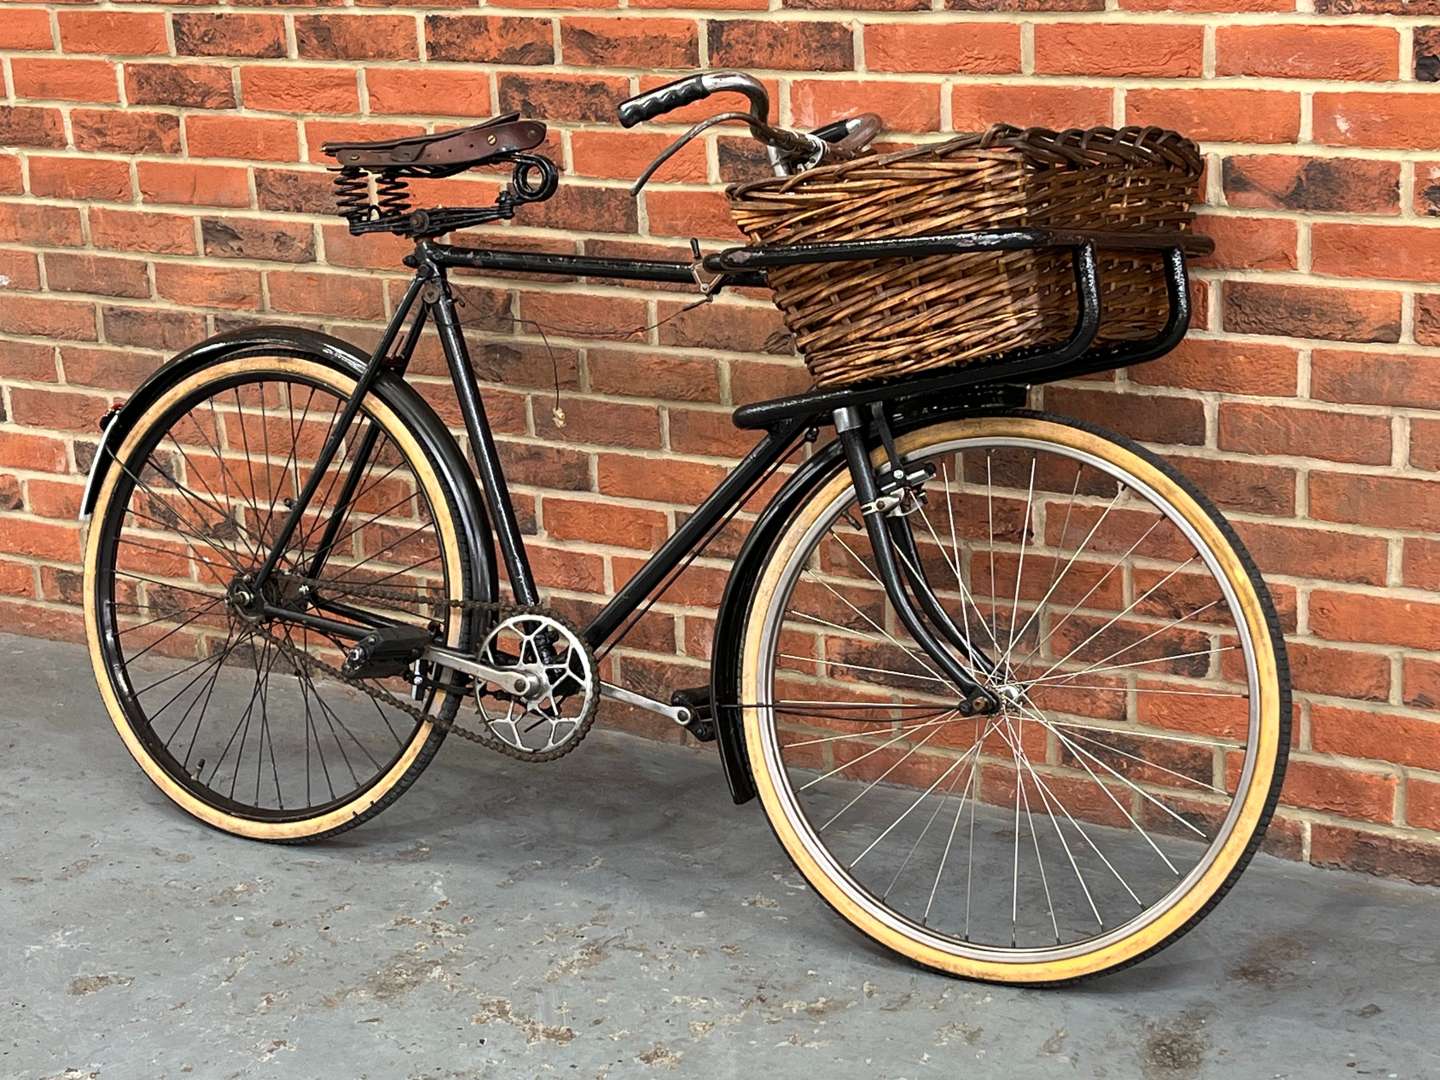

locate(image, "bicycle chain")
[[255, 578, 597, 763]]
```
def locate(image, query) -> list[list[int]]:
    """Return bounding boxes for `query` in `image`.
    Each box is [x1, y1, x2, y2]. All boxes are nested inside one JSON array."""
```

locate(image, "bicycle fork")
[[832, 406, 1001, 716]]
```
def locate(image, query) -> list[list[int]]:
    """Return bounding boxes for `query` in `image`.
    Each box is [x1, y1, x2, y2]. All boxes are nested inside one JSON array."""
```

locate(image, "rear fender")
[[79, 324, 497, 601]]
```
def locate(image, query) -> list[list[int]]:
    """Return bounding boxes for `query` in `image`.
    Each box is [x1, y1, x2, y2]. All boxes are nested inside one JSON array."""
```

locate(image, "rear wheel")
[[738, 412, 1289, 984], [84, 356, 478, 842]]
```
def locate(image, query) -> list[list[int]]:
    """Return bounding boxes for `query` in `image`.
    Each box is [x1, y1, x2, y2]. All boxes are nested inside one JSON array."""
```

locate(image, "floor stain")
[[1140, 1005, 1213, 1080], [637, 1043, 682, 1067], [471, 997, 576, 1045], [67, 974, 133, 997], [1229, 934, 1309, 990]]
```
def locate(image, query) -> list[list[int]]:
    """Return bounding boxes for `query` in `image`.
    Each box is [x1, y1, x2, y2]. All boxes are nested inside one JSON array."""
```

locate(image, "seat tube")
[[428, 269, 540, 606]]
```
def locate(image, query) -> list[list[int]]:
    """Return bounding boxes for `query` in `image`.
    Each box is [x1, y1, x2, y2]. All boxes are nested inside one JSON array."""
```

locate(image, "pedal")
[[670, 686, 716, 742], [342, 625, 432, 679]]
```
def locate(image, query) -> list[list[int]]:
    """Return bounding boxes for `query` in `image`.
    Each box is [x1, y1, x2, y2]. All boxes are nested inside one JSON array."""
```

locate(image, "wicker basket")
[[726, 124, 1204, 388]]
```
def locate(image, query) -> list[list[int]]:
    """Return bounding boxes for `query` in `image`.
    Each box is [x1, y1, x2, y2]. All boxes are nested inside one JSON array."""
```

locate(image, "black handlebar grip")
[[618, 75, 711, 129]]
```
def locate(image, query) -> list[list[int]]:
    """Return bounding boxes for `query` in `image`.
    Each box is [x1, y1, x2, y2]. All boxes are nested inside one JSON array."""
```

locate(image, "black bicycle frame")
[[249, 227, 1205, 711]]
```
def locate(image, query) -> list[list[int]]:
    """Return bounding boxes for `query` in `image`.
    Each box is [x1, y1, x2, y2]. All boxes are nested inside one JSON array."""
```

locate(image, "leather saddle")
[[322, 114, 546, 171]]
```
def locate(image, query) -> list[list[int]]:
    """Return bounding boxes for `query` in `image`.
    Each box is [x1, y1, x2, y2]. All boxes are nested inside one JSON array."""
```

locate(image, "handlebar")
[[618, 71, 770, 129], [618, 70, 883, 189]]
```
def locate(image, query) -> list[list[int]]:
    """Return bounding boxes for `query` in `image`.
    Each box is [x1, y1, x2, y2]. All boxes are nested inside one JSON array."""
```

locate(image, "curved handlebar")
[[618, 71, 770, 129]]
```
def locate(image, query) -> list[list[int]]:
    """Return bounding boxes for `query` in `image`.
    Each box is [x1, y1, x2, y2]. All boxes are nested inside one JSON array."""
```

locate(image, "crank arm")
[[422, 645, 541, 697], [599, 682, 693, 726]]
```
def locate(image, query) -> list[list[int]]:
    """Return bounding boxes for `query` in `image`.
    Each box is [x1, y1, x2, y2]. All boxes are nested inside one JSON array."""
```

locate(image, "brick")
[[948, 0, 1103, 7], [570, 131, 707, 183], [562, 17, 697, 68], [1403, 537, 1440, 590], [1313, 225, 1440, 284], [1409, 778, 1440, 831], [58, 11, 168, 55], [1045, 387, 1206, 445], [520, 289, 648, 339], [0, 295, 96, 341], [1311, 825, 1440, 887], [185, 115, 298, 163], [667, 408, 757, 458], [155, 263, 261, 310], [1287, 642, 1388, 701], [89, 208, 195, 255], [657, 298, 791, 354], [0, 518, 81, 562], [598, 453, 729, 505], [1193, 215, 1296, 272], [0, 107, 66, 149], [11, 58, 118, 104], [645, 188, 736, 240], [8, 386, 110, 433], [536, 397, 662, 449], [1218, 402, 1390, 465], [0, 202, 83, 247], [1233, 519, 1388, 585], [425, 15, 555, 64], [1035, 23, 1202, 77], [267, 271, 384, 319], [0, 431, 69, 474], [28, 157, 131, 203], [1419, 26, 1440, 83], [138, 163, 251, 209], [544, 498, 670, 551], [0, 158, 19, 197], [709, 19, 854, 71], [125, 63, 236, 110], [952, 83, 1112, 131], [1409, 418, 1440, 472], [1127, 89, 1299, 143], [1416, 162, 1440, 217], [865, 22, 1019, 73], [1130, 338, 1297, 397], [25, 479, 84, 520], [1281, 759, 1397, 824], [1312, 350, 1440, 409], [241, 67, 360, 115], [1223, 156, 1399, 216], [1310, 472, 1440, 532], [1223, 282, 1401, 344], [1315, 93, 1440, 151], [0, 250, 41, 292], [0, 337, 53, 378], [44, 253, 150, 300], [1419, 295, 1440, 347], [1165, 453, 1296, 515], [202, 218, 314, 263], [59, 345, 162, 391], [1311, 589, 1440, 649], [1216, 25, 1398, 80], [1404, 658, 1440, 710], [295, 15, 418, 61], [0, 9, 52, 50], [101, 305, 205, 352], [173, 13, 286, 58], [366, 69, 494, 118], [588, 351, 721, 402], [72, 109, 181, 156], [255, 168, 336, 217], [794, 80, 941, 133], [498, 73, 631, 124]]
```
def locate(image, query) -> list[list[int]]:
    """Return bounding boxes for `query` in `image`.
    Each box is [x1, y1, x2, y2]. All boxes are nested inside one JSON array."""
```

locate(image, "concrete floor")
[[3, 633, 1438, 1080]]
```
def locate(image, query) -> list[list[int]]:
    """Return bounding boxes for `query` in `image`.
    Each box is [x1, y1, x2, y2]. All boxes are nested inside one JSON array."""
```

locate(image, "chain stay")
[[257, 578, 597, 763]]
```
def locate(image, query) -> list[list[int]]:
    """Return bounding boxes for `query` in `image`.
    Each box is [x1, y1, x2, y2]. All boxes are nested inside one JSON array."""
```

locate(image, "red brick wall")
[[3, 1, 1440, 882]]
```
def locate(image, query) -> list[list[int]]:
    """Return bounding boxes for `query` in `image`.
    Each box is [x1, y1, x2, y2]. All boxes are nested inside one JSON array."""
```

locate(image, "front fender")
[[79, 324, 496, 603]]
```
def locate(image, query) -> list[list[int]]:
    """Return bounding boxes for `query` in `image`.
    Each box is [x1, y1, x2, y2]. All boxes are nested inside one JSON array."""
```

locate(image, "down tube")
[[582, 420, 809, 650]]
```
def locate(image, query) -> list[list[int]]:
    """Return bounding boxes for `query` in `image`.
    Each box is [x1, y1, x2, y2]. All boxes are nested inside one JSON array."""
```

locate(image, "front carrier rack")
[[423, 225, 1213, 429]]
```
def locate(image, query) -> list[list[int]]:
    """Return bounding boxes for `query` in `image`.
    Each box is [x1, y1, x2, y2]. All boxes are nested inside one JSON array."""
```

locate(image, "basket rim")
[[727, 122, 1204, 201]]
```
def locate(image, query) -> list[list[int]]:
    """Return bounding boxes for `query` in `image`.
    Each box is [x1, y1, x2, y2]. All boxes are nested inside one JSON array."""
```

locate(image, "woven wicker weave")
[[727, 125, 1204, 388]]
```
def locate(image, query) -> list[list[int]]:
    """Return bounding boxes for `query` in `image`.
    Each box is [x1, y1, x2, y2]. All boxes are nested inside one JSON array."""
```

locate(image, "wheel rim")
[[92, 365, 464, 824], [750, 428, 1275, 966]]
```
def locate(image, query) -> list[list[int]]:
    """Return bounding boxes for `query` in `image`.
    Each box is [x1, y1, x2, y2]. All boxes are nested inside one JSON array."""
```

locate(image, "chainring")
[[474, 613, 598, 758]]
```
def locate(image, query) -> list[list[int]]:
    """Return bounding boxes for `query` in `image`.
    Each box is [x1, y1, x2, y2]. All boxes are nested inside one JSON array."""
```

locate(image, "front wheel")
[[738, 412, 1289, 984]]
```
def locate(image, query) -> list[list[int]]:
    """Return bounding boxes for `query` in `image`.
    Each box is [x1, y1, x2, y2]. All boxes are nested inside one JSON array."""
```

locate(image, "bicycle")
[[80, 70, 1289, 985]]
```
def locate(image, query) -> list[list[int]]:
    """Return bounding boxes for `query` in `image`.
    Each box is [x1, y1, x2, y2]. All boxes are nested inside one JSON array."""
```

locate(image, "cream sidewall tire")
[[84, 358, 467, 841], [739, 416, 1282, 984]]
